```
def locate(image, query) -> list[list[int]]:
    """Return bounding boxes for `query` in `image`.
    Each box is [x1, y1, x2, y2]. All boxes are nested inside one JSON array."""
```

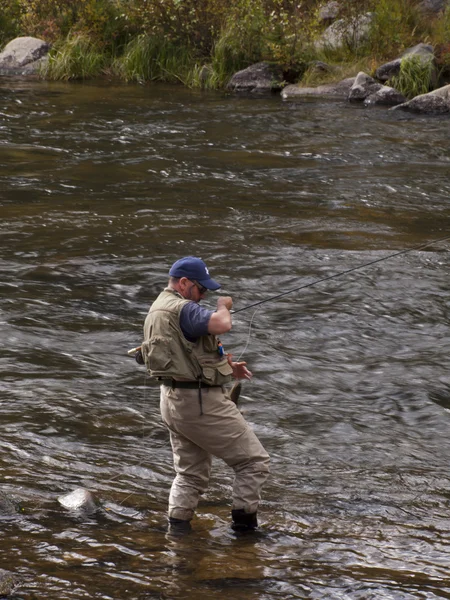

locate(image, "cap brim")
[[198, 278, 221, 291]]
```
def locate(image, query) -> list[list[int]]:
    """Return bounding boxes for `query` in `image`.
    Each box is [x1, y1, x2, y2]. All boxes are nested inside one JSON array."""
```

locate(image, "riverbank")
[[1, 0, 450, 92]]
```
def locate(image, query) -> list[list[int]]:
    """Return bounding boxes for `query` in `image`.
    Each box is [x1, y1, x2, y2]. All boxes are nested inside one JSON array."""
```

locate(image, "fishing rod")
[[231, 234, 450, 315]]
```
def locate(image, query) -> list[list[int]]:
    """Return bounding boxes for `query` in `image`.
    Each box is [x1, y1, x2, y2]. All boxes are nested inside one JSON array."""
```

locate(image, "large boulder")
[[316, 13, 373, 50], [0, 36, 50, 75], [375, 43, 434, 82], [282, 77, 355, 99], [348, 71, 383, 102], [392, 83, 450, 113], [227, 62, 284, 94], [364, 85, 407, 106]]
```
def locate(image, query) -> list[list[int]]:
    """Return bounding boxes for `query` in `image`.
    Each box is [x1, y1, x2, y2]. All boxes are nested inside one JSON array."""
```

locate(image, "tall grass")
[[115, 35, 194, 84], [389, 54, 435, 98], [44, 35, 107, 80]]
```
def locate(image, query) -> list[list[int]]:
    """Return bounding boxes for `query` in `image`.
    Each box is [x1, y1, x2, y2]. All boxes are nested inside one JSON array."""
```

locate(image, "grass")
[[114, 35, 195, 84], [43, 35, 107, 80], [300, 56, 375, 88], [388, 54, 435, 99]]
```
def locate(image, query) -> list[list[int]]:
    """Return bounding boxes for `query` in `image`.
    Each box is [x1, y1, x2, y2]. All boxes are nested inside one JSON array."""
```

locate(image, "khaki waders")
[[160, 384, 270, 522]]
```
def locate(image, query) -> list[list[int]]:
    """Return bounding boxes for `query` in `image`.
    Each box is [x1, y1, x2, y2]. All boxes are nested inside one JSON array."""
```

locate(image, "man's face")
[[179, 277, 207, 302]]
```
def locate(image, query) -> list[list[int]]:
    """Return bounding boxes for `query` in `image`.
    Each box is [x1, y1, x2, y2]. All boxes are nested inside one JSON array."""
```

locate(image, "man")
[[140, 256, 270, 534]]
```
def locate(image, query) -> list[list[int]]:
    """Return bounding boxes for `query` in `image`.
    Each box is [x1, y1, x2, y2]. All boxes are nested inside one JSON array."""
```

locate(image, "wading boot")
[[168, 517, 192, 536], [231, 509, 258, 533]]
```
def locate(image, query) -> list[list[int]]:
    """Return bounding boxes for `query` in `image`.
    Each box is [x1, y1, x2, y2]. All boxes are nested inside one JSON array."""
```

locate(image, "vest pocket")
[[218, 362, 233, 377], [201, 360, 233, 384], [142, 336, 172, 371]]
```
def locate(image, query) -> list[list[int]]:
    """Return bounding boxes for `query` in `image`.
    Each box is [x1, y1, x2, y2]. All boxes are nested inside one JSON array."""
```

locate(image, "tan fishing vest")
[[141, 288, 233, 385]]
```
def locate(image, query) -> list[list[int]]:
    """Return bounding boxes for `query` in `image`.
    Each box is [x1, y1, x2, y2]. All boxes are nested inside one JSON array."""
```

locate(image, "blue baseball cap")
[[169, 256, 221, 290]]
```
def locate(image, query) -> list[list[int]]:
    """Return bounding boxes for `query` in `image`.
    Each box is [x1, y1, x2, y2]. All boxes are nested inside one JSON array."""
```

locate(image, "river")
[[1, 78, 450, 599]]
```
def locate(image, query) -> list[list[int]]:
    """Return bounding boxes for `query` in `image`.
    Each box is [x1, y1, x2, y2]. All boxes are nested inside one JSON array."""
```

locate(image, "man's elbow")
[[208, 315, 232, 335]]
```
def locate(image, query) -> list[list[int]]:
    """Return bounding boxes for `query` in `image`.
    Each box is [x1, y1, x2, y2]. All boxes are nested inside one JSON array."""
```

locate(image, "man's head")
[[168, 256, 220, 301]]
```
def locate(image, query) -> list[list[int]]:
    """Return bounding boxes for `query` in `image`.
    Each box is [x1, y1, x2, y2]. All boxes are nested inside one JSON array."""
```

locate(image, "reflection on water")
[[1, 79, 450, 599]]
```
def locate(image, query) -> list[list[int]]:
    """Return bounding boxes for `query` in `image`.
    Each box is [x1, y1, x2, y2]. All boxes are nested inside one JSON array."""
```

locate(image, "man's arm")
[[207, 296, 233, 335]]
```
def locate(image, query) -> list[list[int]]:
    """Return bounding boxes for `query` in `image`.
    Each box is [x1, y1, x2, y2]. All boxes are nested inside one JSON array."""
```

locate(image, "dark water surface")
[[1, 79, 450, 599]]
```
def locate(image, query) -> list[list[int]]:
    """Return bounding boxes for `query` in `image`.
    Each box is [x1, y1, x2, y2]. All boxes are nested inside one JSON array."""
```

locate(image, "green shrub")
[[123, 0, 227, 55], [17, 0, 129, 49], [367, 0, 426, 60], [431, 4, 450, 47], [0, 0, 21, 48]]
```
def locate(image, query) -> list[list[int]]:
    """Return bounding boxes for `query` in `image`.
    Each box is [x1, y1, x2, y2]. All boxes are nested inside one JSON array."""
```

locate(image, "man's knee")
[[234, 450, 270, 477], [174, 471, 210, 494]]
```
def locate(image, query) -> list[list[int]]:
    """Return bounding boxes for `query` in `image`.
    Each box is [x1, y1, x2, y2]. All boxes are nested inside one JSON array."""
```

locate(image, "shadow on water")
[[1, 79, 450, 598]]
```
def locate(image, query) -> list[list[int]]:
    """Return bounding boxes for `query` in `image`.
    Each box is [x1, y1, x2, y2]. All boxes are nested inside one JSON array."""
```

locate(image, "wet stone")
[[57, 488, 99, 514], [0, 570, 19, 597]]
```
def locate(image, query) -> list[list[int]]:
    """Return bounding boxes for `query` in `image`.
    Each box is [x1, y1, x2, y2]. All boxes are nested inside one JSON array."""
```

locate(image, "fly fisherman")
[[139, 256, 270, 534]]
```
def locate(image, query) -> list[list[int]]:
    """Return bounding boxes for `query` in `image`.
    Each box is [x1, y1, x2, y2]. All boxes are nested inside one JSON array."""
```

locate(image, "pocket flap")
[[218, 362, 233, 377]]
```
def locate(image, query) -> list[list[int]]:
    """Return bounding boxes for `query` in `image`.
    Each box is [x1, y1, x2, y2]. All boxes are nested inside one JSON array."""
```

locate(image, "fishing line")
[[231, 234, 450, 361], [235, 308, 259, 362], [231, 234, 450, 316]]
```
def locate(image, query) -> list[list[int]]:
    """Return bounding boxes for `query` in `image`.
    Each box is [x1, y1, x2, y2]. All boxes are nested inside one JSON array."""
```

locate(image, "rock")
[[391, 83, 450, 113], [0, 570, 19, 597], [307, 60, 333, 74], [348, 71, 383, 102], [227, 62, 284, 94], [57, 488, 99, 514], [282, 77, 355, 99], [0, 491, 20, 516], [417, 0, 449, 13], [318, 1, 340, 24], [316, 13, 373, 50], [375, 43, 434, 82], [364, 85, 407, 106], [0, 36, 50, 75]]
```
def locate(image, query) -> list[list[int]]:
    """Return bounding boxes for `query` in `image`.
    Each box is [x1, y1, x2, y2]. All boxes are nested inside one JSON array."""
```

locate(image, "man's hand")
[[231, 360, 253, 380], [217, 296, 233, 311]]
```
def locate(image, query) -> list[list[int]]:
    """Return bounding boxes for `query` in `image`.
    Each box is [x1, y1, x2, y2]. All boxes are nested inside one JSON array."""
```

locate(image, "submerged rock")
[[227, 62, 284, 94], [57, 488, 99, 514], [0, 36, 50, 75], [0, 491, 20, 517], [0, 570, 19, 597]]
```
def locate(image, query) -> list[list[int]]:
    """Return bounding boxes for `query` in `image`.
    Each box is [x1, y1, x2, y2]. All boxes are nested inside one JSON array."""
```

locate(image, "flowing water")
[[1, 78, 450, 599]]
